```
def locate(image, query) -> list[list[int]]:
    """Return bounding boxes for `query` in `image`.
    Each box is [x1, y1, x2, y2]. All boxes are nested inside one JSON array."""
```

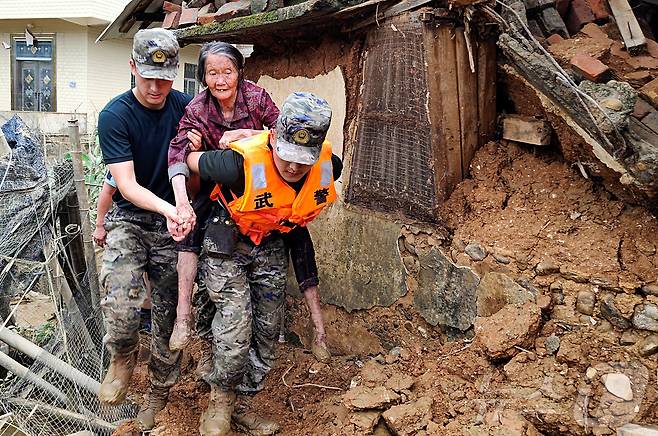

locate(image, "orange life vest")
[[210, 132, 336, 245]]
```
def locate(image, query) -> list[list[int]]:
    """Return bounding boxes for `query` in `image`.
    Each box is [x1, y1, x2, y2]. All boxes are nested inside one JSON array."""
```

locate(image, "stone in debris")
[[576, 290, 596, 315], [560, 267, 589, 283], [600, 294, 632, 330], [638, 335, 658, 357], [475, 302, 542, 360], [476, 272, 535, 317], [587, 0, 609, 20], [620, 329, 640, 345], [528, 19, 546, 39], [344, 386, 400, 410], [502, 0, 529, 33], [640, 78, 658, 110], [538, 7, 569, 38], [600, 98, 623, 111], [586, 367, 597, 380], [415, 247, 479, 331], [632, 97, 653, 119], [373, 420, 393, 436], [385, 373, 415, 393], [362, 360, 388, 387], [465, 243, 487, 261], [536, 294, 552, 311], [350, 410, 381, 433], [545, 334, 560, 354], [602, 373, 633, 401], [626, 71, 653, 89], [536, 260, 559, 275], [556, 335, 589, 366], [493, 253, 512, 264], [382, 396, 433, 436], [642, 283, 658, 296], [617, 423, 658, 436], [632, 303, 658, 332]]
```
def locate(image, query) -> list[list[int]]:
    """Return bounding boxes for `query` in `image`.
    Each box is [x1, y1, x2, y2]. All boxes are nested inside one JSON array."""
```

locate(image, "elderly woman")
[[167, 42, 280, 357]]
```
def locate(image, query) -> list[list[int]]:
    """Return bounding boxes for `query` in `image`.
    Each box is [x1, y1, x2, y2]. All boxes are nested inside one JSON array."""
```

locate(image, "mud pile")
[[114, 140, 657, 435]]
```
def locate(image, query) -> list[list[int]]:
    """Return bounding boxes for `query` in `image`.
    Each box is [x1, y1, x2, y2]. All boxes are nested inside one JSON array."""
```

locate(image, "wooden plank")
[[607, 0, 646, 55], [423, 23, 448, 201], [455, 27, 478, 178], [426, 25, 462, 199], [477, 37, 497, 148]]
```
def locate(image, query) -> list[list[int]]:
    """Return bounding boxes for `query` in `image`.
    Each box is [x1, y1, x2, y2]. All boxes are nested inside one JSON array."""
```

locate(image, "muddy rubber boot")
[[233, 409, 280, 435], [98, 350, 138, 405], [137, 385, 169, 430], [311, 334, 331, 363], [199, 386, 235, 436], [169, 317, 193, 350]]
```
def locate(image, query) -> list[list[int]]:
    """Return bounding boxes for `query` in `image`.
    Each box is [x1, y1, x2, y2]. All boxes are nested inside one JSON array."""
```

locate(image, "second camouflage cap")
[[132, 28, 179, 81], [275, 92, 332, 165]]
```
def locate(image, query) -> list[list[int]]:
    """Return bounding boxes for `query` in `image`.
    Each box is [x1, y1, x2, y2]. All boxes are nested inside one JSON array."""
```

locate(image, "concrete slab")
[[308, 204, 407, 311], [414, 247, 479, 331]]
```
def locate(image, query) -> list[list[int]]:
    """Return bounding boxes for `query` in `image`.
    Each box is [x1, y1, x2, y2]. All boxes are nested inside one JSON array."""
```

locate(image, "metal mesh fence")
[[0, 115, 137, 435], [347, 16, 437, 220]]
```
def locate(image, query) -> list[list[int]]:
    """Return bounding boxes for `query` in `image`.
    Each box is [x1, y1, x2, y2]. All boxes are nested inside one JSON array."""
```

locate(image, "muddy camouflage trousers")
[[198, 235, 288, 393], [100, 208, 181, 389]]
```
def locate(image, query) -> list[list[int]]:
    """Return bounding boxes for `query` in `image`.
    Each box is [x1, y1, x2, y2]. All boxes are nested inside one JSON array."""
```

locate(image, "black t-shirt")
[[98, 89, 192, 212]]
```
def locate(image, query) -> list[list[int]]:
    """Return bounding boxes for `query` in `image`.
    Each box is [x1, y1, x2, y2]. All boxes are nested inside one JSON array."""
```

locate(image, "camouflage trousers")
[[198, 235, 288, 393], [100, 208, 181, 389]]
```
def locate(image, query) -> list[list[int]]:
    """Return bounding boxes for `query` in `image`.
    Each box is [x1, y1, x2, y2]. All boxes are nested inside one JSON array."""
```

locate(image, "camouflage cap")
[[275, 92, 332, 165], [132, 28, 179, 81]]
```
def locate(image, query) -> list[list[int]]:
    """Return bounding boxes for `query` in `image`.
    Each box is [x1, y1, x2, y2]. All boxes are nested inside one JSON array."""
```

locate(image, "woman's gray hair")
[[197, 41, 245, 86]]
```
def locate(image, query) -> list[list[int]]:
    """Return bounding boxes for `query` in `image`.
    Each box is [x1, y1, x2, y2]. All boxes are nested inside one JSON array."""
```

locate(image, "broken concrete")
[[414, 247, 479, 331], [308, 205, 407, 311]]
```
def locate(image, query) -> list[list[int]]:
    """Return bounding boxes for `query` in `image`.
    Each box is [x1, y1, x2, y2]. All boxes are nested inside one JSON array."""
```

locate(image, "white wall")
[[257, 67, 347, 194], [0, 0, 128, 22]]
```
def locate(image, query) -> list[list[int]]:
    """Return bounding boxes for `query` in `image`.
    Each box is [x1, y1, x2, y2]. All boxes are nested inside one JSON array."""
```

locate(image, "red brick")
[[162, 10, 180, 29], [566, 0, 595, 35], [178, 7, 199, 26], [640, 78, 658, 109], [163, 1, 182, 13], [570, 53, 610, 81], [546, 33, 565, 45], [587, 0, 609, 21]]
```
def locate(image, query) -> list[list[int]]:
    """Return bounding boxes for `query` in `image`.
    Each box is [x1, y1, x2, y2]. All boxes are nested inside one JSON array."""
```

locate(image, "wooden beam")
[[477, 37, 497, 148], [435, 25, 463, 198], [455, 27, 479, 177], [607, 0, 646, 55]]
